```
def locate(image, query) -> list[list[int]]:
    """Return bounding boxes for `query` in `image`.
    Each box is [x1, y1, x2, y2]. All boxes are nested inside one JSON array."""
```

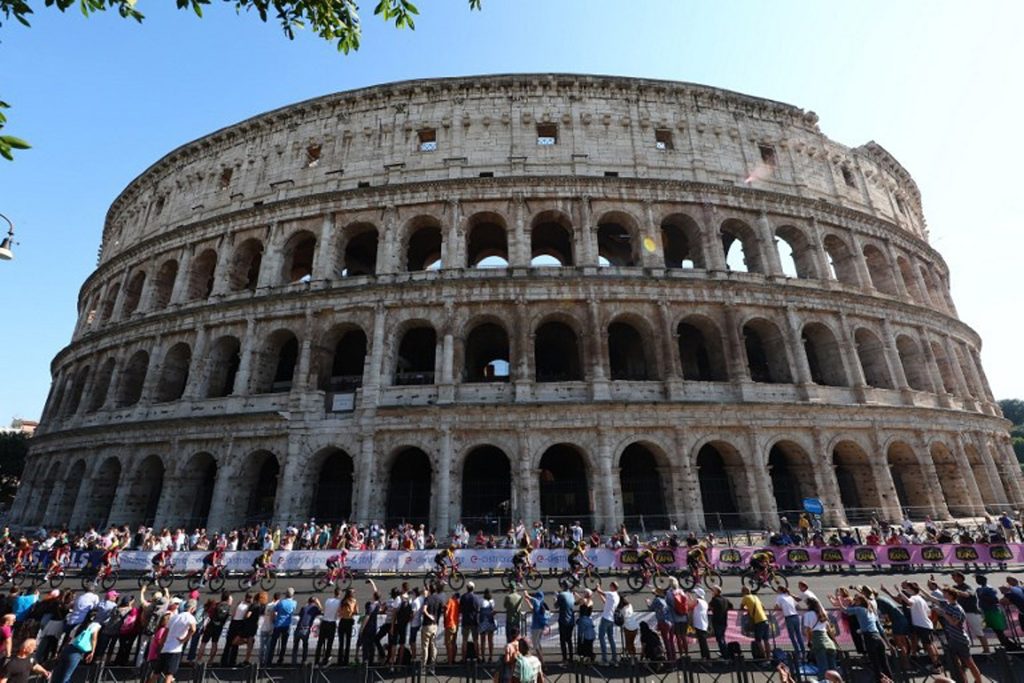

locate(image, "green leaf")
[[2, 136, 31, 150]]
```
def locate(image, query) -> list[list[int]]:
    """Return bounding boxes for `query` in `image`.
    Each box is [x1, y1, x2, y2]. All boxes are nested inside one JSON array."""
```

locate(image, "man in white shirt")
[[66, 585, 99, 632], [316, 587, 342, 666], [689, 587, 711, 660], [795, 581, 818, 606], [774, 586, 804, 658], [594, 582, 620, 665], [151, 599, 197, 683]]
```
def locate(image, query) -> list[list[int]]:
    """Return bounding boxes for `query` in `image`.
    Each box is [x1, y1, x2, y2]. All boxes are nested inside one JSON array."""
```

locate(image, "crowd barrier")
[[49, 542, 1023, 573]]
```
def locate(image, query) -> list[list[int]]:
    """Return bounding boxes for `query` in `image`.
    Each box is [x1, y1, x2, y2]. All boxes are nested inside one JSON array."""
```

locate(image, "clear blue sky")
[[1, 1, 1022, 422]]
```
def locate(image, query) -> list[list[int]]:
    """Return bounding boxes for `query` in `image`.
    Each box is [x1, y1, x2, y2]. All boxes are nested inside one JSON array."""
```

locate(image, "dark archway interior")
[[326, 330, 367, 391], [395, 327, 436, 385], [88, 459, 121, 529], [461, 446, 512, 532], [272, 336, 299, 392], [86, 359, 115, 412], [535, 321, 581, 382], [155, 343, 191, 403], [386, 448, 432, 527], [531, 220, 573, 266], [117, 351, 149, 407], [468, 221, 508, 267], [152, 260, 178, 310], [188, 454, 217, 529], [247, 454, 280, 523], [678, 321, 726, 381], [314, 450, 354, 522], [768, 445, 802, 515], [284, 233, 317, 283], [619, 444, 668, 529], [407, 225, 443, 271], [597, 222, 635, 267], [697, 444, 740, 529], [230, 239, 263, 291], [464, 323, 510, 382], [206, 337, 241, 398], [661, 217, 703, 268], [538, 445, 591, 528], [608, 322, 650, 380], [343, 229, 378, 277]]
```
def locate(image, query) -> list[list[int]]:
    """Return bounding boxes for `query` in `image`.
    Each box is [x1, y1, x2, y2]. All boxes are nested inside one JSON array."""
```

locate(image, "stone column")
[[784, 307, 813, 386], [379, 206, 399, 274], [360, 306, 388, 407], [436, 426, 453, 535], [256, 222, 282, 288], [918, 329, 948, 397], [311, 213, 336, 279], [757, 211, 784, 276], [913, 434, 951, 520], [446, 198, 465, 269], [232, 318, 258, 395], [511, 193, 529, 267], [292, 312, 315, 393], [274, 434, 305, 525], [639, 200, 662, 268], [588, 298, 610, 399], [100, 350, 129, 411], [837, 312, 867, 388], [995, 439, 1024, 507], [942, 335, 972, 401], [880, 319, 912, 397], [183, 325, 210, 400], [971, 351, 996, 403], [107, 268, 133, 323], [845, 231, 874, 292], [205, 441, 238, 532], [808, 217, 833, 282], [811, 428, 846, 527], [577, 195, 595, 266], [722, 305, 750, 382], [517, 432, 537, 523], [675, 428, 703, 531], [700, 202, 727, 271], [169, 245, 193, 305], [951, 436, 986, 515], [597, 430, 619, 530], [138, 336, 166, 404], [969, 433, 1009, 507], [745, 431, 776, 528], [659, 301, 683, 398], [868, 429, 905, 521], [883, 240, 911, 300], [354, 432, 376, 525]]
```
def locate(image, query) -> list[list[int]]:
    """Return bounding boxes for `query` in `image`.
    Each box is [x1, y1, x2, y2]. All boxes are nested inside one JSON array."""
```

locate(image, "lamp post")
[[0, 213, 14, 261]]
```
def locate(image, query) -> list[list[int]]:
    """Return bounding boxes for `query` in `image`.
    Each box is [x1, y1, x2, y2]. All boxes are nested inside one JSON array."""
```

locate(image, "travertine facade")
[[14, 74, 1023, 533]]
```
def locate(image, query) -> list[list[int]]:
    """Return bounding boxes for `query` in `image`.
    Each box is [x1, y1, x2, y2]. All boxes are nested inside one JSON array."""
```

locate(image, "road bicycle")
[[741, 564, 789, 594], [625, 562, 673, 592], [559, 562, 601, 590], [501, 562, 543, 591], [187, 563, 227, 592], [238, 564, 277, 591], [138, 562, 175, 589], [677, 562, 723, 591], [423, 563, 466, 591], [82, 562, 119, 591], [313, 564, 355, 591]]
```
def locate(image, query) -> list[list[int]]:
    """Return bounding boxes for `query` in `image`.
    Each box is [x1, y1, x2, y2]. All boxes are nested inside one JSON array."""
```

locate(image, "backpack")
[[397, 598, 413, 626], [613, 603, 625, 627], [671, 590, 689, 616], [100, 609, 125, 636], [212, 602, 231, 626], [143, 605, 164, 636]]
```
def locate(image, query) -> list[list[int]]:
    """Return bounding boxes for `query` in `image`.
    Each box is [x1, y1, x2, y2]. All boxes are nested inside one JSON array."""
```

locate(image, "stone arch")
[[677, 315, 728, 382], [252, 328, 299, 393], [310, 447, 355, 522], [185, 249, 218, 301], [660, 213, 705, 269], [895, 334, 932, 392], [534, 317, 583, 382], [98, 283, 120, 323], [538, 444, 592, 528], [832, 440, 882, 524], [63, 364, 92, 416], [854, 328, 894, 389], [393, 323, 437, 385], [84, 358, 115, 413], [120, 454, 166, 527], [51, 459, 86, 525], [205, 335, 241, 398], [466, 212, 509, 268], [228, 238, 263, 291], [530, 210, 574, 266], [404, 216, 444, 271], [596, 210, 640, 267], [742, 317, 793, 383], [30, 461, 62, 526], [767, 440, 816, 516], [965, 444, 1001, 508], [607, 316, 657, 381], [896, 256, 925, 304], [386, 447, 432, 527], [887, 441, 930, 519], [83, 456, 122, 529], [695, 441, 746, 529], [154, 342, 192, 403], [955, 345, 981, 399], [244, 450, 281, 524], [930, 442, 973, 516], [862, 244, 898, 296], [170, 452, 218, 528], [317, 325, 367, 391], [775, 224, 817, 279], [280, 230, 317, 284], [116, 349, 150, 408], [151, 259, 178, 310], [720, 218, 763, 274], [120, 270, 146, 317], [929, 340, 957, 394], [460, 445, 512, 532], [339, 222, 378, 277], [822, 233, 860, 286], [463, 320, 511, 382], [919, 267, 944, 311], [619, 442, 670, 530], [802, 322, 848, 386]]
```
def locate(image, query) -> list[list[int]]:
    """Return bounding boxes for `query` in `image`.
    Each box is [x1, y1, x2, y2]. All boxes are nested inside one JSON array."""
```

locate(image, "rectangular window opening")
[[759, 144, 777, 166], [895, 196, 906, 215], [306, 144, 322, 168], [478, 171, 494, 178], [603, 171, 619, 177], [357, 181, 371, 188], [418, 129, 437, 152], [841, 165, 856, 188], [536, 123, 558, 146], [655, 129, 674, 150], [218, 168, 233, 189]]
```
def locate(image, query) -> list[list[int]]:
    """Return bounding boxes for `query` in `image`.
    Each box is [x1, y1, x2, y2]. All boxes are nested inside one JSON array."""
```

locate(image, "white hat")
[[693, 587, 706, 600]]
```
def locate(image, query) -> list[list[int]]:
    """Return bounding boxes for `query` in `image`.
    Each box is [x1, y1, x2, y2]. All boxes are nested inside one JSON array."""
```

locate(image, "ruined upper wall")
[[98, 74, 926, 263]]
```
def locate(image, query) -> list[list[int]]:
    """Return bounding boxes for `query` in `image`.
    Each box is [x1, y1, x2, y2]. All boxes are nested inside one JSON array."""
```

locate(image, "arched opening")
[[822, 234, 860, 286], [619, 443, 669, 529], [406, 220, 443, 271], [52, 460, 86, 525], [896, 335, 932, 392], [463, 323, 510, 382], [833, 441, 882, 524], [530, 212, 574, 266], [85, 358, 115, 413], [863, 245, 898, 296], [742, 318, 792, 383], [930, 341, 957, 394], [122, 455, 165, 527], [897, 256, 925, 304], [965, 445, 1000, 508], [228, 238, 263, 292], [467, 214, 509, 268], [154, 342, 191, 403], [253, 330, 299, 394], [775, 225, 816, 279], [84, 457, 121, 529], [596, 214, 638, 267], [696, 443, 745, 530], [179, 452, 217, 529], [802, 323, 848, 386], [930, 443, 973, 516], [386, 447, 432, 527], [539, 444, 592, 528], [661, 214, 704, 269], [281, 230, 317, 284], [394, 326, 437, 385], [151, 260, 178, 310], [120, 271, 146, 317], [205, 336, 241, 398], [31, 463, 61, 526], [607, 321, 653, 380], [919, 267, 943, 310], [340, 224, 378, 277], [887, 442, 931, 519], [768, 442, 816, 517], [185, 249, 218, 301], [677, 317, 727, 381], [320, 328, 367, 392], [854, 328, 894, 389], [245, 451, 280, 523], [955, 346, 981, 399], [720, 219, 763, 273], [461, 446, 512, 533], [534, 320, 582, 382], [64, 365, 91, 416], [99, 284, 120, 323], [312, 448, 354, 522], [116, 350, 150, 408]]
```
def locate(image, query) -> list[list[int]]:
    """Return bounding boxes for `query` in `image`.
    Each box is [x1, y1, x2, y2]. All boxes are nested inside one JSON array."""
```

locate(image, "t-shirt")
[[459, 593, 482, 627], [907, 594, 931, 629], [321, 597, 341, 622], [0, 655, 34, 683], [939, 602, 970, 649], [232, 602, 250, 621], [600, 591, 620, 622], [423, 594, 444, 624], [274, 598, 297, 629], [691, 598, 709, 631], [775, 594, 798, 618], [555, 591, 575, 626], [515, 654, 541, 683], [68, 592, 99, 626], [409, 595, 424, 628], [802, 610, 828, 632], [741, 595, 767, 624], [161, 611, 197, 654], [72, 622, 102, 653]]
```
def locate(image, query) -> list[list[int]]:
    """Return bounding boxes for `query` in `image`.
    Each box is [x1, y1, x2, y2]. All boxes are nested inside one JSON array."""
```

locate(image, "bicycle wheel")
[[559, 571, 577, 589], [10, 572, 26, 588], [770, 573, 789, 592], [49, 573, 65, 589], [313, 574, 332, 592], [238, 575, 254, 591], [626, 570, 646, 592], [137, 573, 153, 589], [337, 571, 353, 591], [186, 573, 202, 591], [652, 572, 672, 591], [741, 573, 763, 594], [703, 571, 723, 591], [209, 575, 225, 593], [582, 570, 602, 590], [500, 572, 515, 591], [157, 573, 174, 590], [677, 570, 697, 591], [524, 570, 543, 591], [260, 574, 277, 591], [100, 571, 119, 591], [449, 570, 467, 591]]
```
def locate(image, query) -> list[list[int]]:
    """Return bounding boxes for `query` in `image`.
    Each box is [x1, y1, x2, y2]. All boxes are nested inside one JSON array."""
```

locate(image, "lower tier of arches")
[[14, 404, 1024, 534]]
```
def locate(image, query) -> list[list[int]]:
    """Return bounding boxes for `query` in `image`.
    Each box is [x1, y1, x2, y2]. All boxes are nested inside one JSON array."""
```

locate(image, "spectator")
[[976, 575, 1018, 650], [444, 590, 461, 664], [620, 596, 639, 661], [291, 597, 322, 664], [523, 590, 549, 663], [708, 586, 731, 658], [927, 588, 983, 683], [639, 621, 665, 662], [649, 588, 674, 661], [459, 583, 482, 661], [258, 593, 279, 665], [479, 589, 497, 662], [198, 592, 231, 665], [153, 599, 197, 683], [830, 589, 892, 681], [503, 587, 526, 639], [337, 588, 359, 666], [408, 588, 424, 660], [594, 581, 620, 666], [774, 586, 805, 658], [50, 612, 100, 683], [420, 584, 444, 674], [802, 597, 837, 674], [316, 588, 340, 666], [554, 581, 575, 662], [882, 582, 940, 671], [665, 577, 689, 658], [513, 639, 543, 683], [739, 587, 770, 659], [0, 638, 49, 683], [689, 587, 711, 660], [574, 590, 596, 663]]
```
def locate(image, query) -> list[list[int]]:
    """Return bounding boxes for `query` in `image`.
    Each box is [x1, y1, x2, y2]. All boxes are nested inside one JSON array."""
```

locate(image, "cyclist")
[[326, 548, 348, 579], [96, 539, 121, 578], [433, 544, 456, 577], [47, 535, 71, 576], [201, 545, 225, 583], [252, 548, 274, 574], [687, 541, 712, 578], [13, 538, 33, 570], [151, 546, 174, 576], [637, 541, 659, 576], [512, 543, 533, 583], [749, 548, 775, 579]]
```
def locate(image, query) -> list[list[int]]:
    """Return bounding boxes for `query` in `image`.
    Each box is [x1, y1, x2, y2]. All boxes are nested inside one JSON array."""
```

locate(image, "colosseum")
[[12, 74, 1023, 535]]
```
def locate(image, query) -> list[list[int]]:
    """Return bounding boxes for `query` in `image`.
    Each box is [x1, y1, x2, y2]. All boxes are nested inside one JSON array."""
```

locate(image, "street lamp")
[[0, 214, 14, 261]]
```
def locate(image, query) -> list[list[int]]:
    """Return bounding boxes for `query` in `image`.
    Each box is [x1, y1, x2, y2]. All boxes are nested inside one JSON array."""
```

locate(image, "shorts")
[[947, 640, 972, 662], [157, 652, 183, 676], [201, 623, 224, 643], [913, 626, 934, 645], [753, 621, 770, 641], [672, 621, 688, 636], [964, 612, 985, 640]]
